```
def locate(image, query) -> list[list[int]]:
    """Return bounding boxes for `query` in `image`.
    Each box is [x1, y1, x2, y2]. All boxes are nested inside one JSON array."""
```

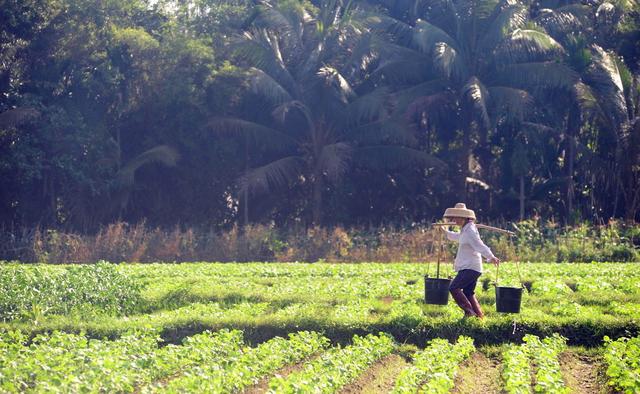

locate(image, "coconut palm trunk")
[[312, 168, 323, 226], [519, 175, 525, 221]]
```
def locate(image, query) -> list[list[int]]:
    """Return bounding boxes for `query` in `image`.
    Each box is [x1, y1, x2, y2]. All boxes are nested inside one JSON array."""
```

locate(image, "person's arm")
[[467, 226, 498, 262], [444, 229, 460, 241]]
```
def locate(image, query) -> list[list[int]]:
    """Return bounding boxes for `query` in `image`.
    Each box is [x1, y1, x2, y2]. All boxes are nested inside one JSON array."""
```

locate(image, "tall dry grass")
[[0, 222, 446, 263], [0, 219, 637, 263]]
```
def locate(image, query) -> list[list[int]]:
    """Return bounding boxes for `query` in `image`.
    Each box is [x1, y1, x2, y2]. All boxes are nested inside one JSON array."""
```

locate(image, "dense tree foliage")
[[1, 0, 639, 230]]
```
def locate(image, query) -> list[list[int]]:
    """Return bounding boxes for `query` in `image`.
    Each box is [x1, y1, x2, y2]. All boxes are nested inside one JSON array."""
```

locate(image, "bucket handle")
[[426, 229, 435, 278], [495, 237, 524, 289], [436, 228, 443, 279]]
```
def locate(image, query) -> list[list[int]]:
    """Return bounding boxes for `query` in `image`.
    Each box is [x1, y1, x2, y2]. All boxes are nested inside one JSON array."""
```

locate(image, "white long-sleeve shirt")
[[445, 222, 496, 273]]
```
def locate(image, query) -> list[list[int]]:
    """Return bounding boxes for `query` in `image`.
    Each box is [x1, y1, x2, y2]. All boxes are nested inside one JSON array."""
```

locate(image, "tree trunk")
[[566, 105, 580, 223], [519, 175, 525, 221], [312, 170, 323, 226], [567, 134, 574, 218], [460, 117, 474, 200], [243, 135, 249, 227]]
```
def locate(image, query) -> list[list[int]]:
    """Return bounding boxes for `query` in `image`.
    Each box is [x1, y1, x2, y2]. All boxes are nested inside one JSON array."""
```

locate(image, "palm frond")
[[239, 156, 305, 195], [370, 15, 415, 47], [369, 58, 432, 85], [497, 62, 579, 90], [349, 118, 416, 145], [584, 45, 628, 130], [271, 100, 312, 125], [572, 81, 599, 117], [234, 32, 278, 70], [463, 76, 490, 129], [256, 1, 310, 51], [480, 4, 528, 52], [115, 145, 179, 187], [405, 91, 457, 126], [433, 42, 466, 80], [595, 0, 636, 27], [412, 19, 458, 54], [317, 66, 356, 103], [248, 68, 292, 105], [353, 145, 446, 171], [319, 142, 352, 183], [391, 79, 449, 110], [488, 86, 533, 122], [207, 117, 297, 149], [494, 29, 564, 63], [255, 5, 299, 44], [347, 87, 391, 124], [457, 0, 501, 22], [299, 41, 325, 80], [342, 31, 380, 75], [596, 2, 617, 24], [521, 121, 560, 136], [535, 6, 587, 37], [234, 32, 298, 96]]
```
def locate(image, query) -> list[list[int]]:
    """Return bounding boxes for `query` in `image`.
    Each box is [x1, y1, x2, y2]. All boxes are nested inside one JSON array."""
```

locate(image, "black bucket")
[[424, 277, 451, 305], [495, 286, 523, 313]]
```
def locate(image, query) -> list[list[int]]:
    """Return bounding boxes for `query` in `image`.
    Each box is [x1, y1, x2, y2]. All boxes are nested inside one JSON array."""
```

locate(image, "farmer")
[[441, 203, 500, 318]]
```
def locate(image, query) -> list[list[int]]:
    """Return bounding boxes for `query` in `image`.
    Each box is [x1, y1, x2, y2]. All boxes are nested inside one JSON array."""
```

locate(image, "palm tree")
[[210, 0, 443, 225], [534, 1, 639, 220], [371, 0, 578, 207]]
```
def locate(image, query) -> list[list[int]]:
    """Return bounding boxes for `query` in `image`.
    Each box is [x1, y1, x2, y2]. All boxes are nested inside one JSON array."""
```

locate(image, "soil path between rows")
[[243, 354, 319, 394], [451, 351, 501, 394], [339, 353, 410, 394], [559, 351, 607, 394]]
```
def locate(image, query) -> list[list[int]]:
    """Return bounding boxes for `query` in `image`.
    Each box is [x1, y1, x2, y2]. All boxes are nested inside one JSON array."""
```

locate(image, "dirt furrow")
[[559, 350, 608, 394], [242, 354, 320, 394], [451, 351, 501, 394], [339, 353, 410, 394]]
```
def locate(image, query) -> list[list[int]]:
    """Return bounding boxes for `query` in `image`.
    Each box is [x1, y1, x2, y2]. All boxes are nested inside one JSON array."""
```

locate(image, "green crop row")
[[0, 329, 246, 393], [268, 332, 395, 393], [501, 343, 531, 394], [524, 334, 568, 393], [1, 263, 639, 348], [501, 334, 568, 394], [0, 262, 141, 321], [0, 329, 328, 393], [603, 335, 640, 394], [156, 331, 328, 393], [392, 336, 474, 394]]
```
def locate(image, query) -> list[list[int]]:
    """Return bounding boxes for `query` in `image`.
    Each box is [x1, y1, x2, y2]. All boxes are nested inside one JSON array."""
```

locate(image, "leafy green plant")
[[524, 334, 568, 394], [603, 335, 640, 394], [393, 336, 475, 394], [0, 262, 141, 321], [501, 334, 568, 394], [502, 343, 532, 394], [161, 331, 329, 393], [0, 329, 245, 393], [269, 333, 395, 393]]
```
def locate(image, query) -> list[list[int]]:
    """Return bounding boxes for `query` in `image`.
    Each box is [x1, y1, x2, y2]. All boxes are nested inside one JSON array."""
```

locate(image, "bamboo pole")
[[431, 222, 516, 236]]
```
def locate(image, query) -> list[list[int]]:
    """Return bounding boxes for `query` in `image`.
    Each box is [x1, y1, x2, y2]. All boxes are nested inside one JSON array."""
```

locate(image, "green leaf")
[[239, 156, 305, 195]]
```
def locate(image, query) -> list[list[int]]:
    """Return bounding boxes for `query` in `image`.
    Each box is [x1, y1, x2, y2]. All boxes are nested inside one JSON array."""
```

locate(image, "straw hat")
[[443, 203, 476, 220]]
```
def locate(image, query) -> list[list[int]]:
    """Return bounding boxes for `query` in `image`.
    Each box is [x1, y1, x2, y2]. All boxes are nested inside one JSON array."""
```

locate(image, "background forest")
[[1, 0, 640, 236]]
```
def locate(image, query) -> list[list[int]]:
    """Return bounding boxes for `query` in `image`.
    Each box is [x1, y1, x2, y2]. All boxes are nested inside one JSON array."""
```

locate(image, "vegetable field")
[[1, 262, 640, 392]]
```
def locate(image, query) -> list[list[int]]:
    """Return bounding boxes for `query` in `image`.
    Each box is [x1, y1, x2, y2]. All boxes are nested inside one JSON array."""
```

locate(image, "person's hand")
[[491, 257, 501, 266]]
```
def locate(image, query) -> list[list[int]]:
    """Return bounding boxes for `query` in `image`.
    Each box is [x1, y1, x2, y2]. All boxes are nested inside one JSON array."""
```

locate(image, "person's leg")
[[463, 277, 484, 318], [449, 270, 478, 317]]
